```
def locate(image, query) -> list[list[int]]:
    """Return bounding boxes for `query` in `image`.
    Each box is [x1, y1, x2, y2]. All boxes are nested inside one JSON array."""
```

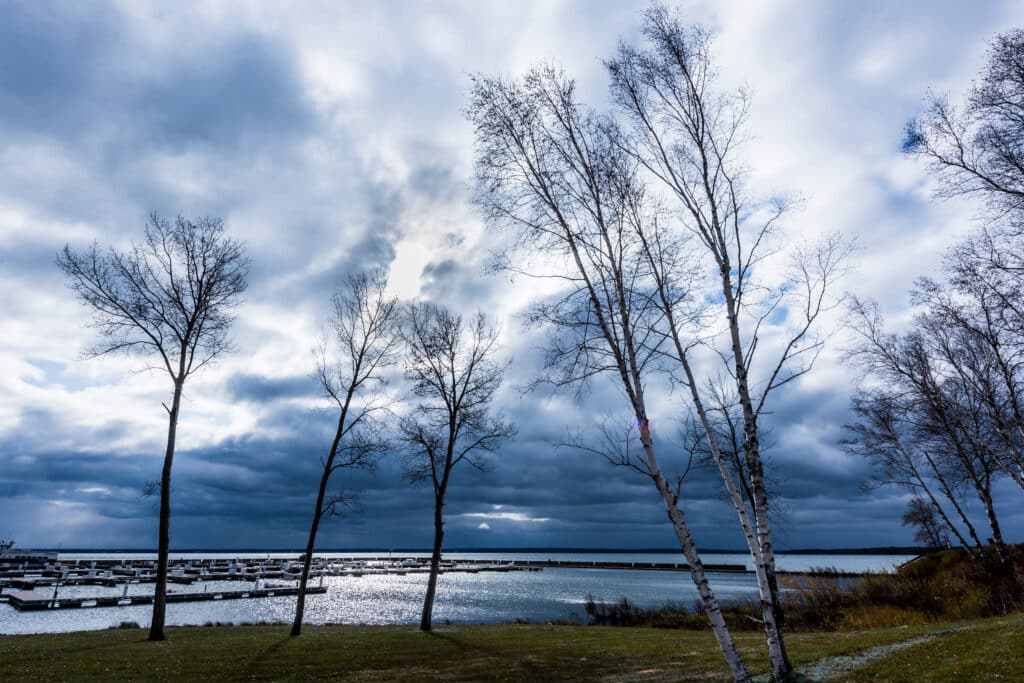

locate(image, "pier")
[[4, 585, 327, 611], [0, 554, 867, 617], [0, 556, 539, 593]]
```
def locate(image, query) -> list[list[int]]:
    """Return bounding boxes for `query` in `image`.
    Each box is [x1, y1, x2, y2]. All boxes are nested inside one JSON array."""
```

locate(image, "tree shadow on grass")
[[33, 632, 153, 659], [240, 635, 292, 680], [423, 630, 550, 679]]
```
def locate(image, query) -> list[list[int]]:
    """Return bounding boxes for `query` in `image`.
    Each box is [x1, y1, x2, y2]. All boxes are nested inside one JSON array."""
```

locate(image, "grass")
[[843, 614, 1024, 682], [0, 613, 1021, 681]]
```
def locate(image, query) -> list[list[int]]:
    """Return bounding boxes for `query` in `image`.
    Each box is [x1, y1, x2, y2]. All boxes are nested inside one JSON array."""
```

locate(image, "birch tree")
[[902, 497, 952, 550], [916, 260, 1024, 491], [469, 68, 753, 683], [291, 269, 401, 637], [906, 29, 1024, 217], [847, 294, 1015, 567], [606, 7, 849, 679], [57, 213, 248, 641], [904, 26, 1024, 495], [400, 303, 515, 632], [844, 384, 985, 558]]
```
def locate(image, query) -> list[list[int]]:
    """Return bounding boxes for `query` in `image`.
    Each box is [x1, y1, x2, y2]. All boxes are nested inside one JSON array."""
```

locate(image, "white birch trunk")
[[660, 294, 790, 681], [639, 435, 752, 683], [719, 270, 793, 682]]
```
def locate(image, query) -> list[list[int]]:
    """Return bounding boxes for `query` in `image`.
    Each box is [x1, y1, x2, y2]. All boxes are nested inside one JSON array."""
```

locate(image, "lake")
[[0, 551, 915, 635]]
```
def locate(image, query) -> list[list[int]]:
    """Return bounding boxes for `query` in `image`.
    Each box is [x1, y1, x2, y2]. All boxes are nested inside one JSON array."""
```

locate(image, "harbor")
[[0, 555, 543, 612], [0, 555, 749, 593], [0, 551, 913, 634], [3, 584, 328, 611]]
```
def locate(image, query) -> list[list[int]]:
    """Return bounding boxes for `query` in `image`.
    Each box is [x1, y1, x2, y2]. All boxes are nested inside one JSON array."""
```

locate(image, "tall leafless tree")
[[57, 213, 248, 641], [291, 269, 401, 637], [469, 66, 753, 682], [846, 297, 1012, 566], [905, 28, 1024, 491], [400, 303, 515, 632], [903, 25, 1024, 498], [906, 29, 1024, 218], [915, 261, 1024, 492], [844, 386, 984, 558], [606, 6, 849, 679]]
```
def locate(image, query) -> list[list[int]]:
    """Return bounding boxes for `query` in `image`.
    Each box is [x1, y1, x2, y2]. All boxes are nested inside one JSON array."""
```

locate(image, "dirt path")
[[770, 626, 965, 682]]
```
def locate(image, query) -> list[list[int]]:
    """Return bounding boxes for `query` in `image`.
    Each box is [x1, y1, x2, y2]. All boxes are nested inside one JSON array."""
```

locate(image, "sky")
[[1, 0, 1023, 551]]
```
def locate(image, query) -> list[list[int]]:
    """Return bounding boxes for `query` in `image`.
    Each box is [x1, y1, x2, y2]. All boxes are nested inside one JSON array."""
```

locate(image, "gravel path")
[[755, 626, 967, 682]]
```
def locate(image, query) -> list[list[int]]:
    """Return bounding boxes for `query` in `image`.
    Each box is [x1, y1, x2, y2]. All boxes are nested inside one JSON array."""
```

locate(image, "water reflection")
[[1, 552, 914, 635]]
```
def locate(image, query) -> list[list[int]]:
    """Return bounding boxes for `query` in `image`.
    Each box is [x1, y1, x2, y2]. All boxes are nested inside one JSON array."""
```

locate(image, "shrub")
[[582, 545, 1023, 633], [111, 621, 141, 630]]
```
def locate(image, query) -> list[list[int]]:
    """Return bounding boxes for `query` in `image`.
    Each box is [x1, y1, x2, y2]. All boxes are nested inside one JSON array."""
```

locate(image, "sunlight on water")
[[0, 553, 915, 634]]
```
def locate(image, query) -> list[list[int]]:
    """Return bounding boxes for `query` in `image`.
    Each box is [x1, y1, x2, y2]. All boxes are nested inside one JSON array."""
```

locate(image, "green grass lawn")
[[0, 613, 1020, 682]]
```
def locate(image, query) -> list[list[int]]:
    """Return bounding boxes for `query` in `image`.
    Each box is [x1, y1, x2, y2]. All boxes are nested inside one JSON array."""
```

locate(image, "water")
[[0, 552, 915, 635]]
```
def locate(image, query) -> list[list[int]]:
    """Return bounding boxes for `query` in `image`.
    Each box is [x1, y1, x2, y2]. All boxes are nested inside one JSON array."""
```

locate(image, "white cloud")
[[462, 512, 552, 524]]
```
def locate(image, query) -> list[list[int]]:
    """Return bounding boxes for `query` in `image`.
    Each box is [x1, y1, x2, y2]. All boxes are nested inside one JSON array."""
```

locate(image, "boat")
[[0, 539, 59, 562]]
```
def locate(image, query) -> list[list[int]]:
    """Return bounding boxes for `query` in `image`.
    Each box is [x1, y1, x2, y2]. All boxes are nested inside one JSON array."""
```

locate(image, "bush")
[[582, 545, 1024, 633], [779, 544, 1024, 629], [112, 621, 141, 630]]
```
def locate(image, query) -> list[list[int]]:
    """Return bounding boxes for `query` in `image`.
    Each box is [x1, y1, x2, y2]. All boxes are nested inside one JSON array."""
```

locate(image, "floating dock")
[[0, 554, 853, 610], [4, 585, 327, 611]]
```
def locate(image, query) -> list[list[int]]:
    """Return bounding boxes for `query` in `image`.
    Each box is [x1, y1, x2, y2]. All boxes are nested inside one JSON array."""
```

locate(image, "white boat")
[[0, 539, 59, 562]]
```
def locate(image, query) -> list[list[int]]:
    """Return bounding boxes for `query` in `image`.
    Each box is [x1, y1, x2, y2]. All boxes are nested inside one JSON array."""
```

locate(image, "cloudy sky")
[[2, 0, 1023, 551]]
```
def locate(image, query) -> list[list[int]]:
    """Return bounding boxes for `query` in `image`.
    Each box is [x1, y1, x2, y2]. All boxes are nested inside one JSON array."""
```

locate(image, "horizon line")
[[33, 545, 927, 555]]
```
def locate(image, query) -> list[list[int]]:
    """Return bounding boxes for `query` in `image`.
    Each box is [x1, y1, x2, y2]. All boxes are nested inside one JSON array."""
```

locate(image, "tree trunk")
[[148, 379, 183, 642], [976, 477, 1010, 565], [923, 451, 986, 552], [749, 474, 791, 683], [291, 472, 329, 637], [918, 477, 973, 551], [721, 269, 792, 682], [639, 435, 751, 683], [675, 349, 788, 680], [292, 390, 353, 637], [420, 494, 445, 632]]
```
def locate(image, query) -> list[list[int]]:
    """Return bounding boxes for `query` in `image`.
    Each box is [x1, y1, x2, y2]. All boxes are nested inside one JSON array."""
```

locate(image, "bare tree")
[[57, 213, 248, 641], [906, 29, 1024, 218], [290, 269, 401, 637], [846, 297, 1012, 566], [873, 25, 1024, 571], [844, 385, 983, 557], [605, 6, 849, 679], [901, 22, 1024, 498], [469, 67, 753, 682], [902, 497, 952, 550], [905, 27, 1024, 477], [917, 258, 1024, 491], [400, 303, 515, 632]]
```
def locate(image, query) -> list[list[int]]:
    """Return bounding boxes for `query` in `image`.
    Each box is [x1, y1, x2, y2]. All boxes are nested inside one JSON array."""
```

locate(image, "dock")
[[0, 556, 855, 594], [1, 556, 753, 590], [4, 585, 327, 611]]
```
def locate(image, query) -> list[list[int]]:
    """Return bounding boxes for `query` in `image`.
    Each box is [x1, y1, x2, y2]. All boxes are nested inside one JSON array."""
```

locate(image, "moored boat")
[[0, 539, 59, 562]]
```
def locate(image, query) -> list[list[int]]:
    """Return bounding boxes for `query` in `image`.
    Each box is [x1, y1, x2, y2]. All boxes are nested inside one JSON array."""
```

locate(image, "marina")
[[2, 585, 327, 611], [0, 555, 545, 591], [0, 551, 914, 634]]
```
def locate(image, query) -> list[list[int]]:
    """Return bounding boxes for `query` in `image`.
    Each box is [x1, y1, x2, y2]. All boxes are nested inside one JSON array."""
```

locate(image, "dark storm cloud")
[[132, 35, 314, 152], [0, 2, 122, 136], [226, 373, 316, 403], [3, 0, 1024, 553], [0, 3, 313, 149]]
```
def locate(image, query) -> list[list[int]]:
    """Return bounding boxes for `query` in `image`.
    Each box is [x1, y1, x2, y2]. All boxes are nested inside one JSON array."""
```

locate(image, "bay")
[[0, 551, 915, 635]]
